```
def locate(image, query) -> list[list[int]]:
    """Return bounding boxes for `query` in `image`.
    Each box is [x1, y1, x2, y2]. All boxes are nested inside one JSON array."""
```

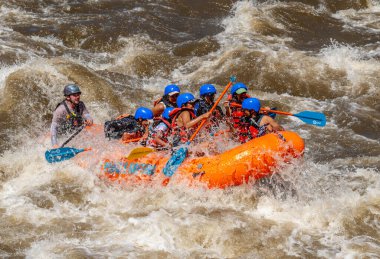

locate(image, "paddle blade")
[[45, 147, 87, 163], [163, 147, 188, 177], [294, 111, 326, 127], [126, 147, 154, 159]]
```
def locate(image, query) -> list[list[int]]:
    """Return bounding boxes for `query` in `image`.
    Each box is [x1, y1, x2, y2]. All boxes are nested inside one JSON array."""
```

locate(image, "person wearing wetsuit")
[[50, 84, 93, 147]]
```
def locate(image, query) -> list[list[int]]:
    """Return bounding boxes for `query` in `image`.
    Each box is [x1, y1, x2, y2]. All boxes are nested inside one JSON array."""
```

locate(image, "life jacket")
[[153, 95, 177, 109], [55, 100, 85, 134], [236, 115, 266, 143], [146, 118, 172, 148], [170, 107, 196, 146], [104, 114, 144, 139], [227, 94, 250, 128]]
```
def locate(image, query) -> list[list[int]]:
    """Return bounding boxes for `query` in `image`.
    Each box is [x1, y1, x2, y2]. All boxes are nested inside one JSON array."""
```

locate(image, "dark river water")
[[0, 0, 379, 258]]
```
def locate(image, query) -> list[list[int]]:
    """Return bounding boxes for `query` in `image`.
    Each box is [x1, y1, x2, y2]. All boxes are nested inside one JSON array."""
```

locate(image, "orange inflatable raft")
[[101, 131, 305, 189]]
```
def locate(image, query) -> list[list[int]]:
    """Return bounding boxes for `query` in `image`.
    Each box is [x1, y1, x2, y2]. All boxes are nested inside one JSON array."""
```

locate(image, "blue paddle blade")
[[294, 111, 326, 127], [163, 146, 188, 177], [45, 147, 85, 163]]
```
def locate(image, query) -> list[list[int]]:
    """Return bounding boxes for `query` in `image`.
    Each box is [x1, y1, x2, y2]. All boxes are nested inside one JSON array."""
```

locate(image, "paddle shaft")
[[189, 81, 234, 142], [229, 103, 325, 125], [264, 109, 292, 116], [60, 125, 85, 148]]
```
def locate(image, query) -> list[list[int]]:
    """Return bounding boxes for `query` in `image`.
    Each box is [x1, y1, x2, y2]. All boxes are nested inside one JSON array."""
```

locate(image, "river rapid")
[[0, 0, 379, 258]]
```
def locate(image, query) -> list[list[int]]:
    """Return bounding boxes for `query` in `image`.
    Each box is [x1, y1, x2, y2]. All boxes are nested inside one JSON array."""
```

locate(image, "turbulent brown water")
[[0, 0, 379, 258]]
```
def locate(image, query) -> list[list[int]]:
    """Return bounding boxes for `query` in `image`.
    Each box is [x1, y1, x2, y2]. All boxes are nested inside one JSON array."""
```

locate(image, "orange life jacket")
[[227, 94, 251, 128], [236, 115, 266, 143]]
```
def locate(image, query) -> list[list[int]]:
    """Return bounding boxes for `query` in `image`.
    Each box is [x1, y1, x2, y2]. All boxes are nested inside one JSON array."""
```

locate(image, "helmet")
[[164, 84, 180, 96], [177, 93, 196, 107], [230, 82, 248, 95], [242, 98, 261, 112], [134, 107, 153, 120], [64, 84, 81, 96], [162, 107, 174, 120], [199, 84, 216, 96]]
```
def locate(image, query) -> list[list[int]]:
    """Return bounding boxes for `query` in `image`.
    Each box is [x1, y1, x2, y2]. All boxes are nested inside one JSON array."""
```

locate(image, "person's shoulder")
[[261, 114, 275, 122], [54, 102, 66, 112], [154, 101, 165, 108]]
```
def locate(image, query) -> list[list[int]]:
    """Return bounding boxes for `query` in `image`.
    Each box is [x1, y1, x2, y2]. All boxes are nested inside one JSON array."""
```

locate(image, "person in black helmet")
[[50, 84, 93, 147]]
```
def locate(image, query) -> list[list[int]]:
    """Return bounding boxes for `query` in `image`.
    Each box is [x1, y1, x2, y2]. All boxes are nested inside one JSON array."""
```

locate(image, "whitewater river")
[[0, 0, 379, 258]]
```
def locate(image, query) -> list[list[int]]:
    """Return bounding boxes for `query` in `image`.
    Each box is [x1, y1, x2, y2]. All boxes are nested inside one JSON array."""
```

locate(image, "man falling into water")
[[50, 84, 93, 147]]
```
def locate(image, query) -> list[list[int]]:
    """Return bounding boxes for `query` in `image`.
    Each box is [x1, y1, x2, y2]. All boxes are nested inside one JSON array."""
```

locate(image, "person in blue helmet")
[[152, 84, 180, 117], [121, 107, 153, 142], [234, 98, 283, 143], [224, 82, 274, 129], [146, 107, 174, 150], [50, 84, 93, 147], [194, 84, 224, 118], [170, 93, 210, 146], [224, 82, 249, 118]]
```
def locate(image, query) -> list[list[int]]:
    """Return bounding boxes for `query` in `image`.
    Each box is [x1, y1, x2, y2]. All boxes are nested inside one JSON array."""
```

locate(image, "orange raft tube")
[[101, 131, 305, 189]]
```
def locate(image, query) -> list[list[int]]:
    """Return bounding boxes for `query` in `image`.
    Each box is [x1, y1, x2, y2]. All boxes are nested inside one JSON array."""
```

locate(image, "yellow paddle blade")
[[126, 147, 155, 159]]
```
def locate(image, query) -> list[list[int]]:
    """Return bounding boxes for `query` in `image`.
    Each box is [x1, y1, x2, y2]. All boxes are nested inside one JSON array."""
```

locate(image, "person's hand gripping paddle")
[[45, 126, 91, 163]]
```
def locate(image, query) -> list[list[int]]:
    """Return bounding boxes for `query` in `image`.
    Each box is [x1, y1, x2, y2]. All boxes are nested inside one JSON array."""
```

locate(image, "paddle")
[[45, 147, 91, 163], [163, 76, 236, 177], [231, 103, 326, 127], [45, 125, 89, 163], [261, 109, 326, 127], [126, 147, 155, 159], [60, 125, 85, 148]]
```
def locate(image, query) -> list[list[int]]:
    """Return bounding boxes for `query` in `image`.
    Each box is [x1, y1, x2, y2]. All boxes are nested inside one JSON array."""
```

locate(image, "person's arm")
[[153, 131, 169, 147], [50, 105, 66, 147], [214, 105, 224, 117], [152, 103, 165, 117], [182, 111, 211, 129], [260, 116, 284, 132], [223, 101, 231, 117], [50, 122, 59, 147], [141, 123, 150, 139]]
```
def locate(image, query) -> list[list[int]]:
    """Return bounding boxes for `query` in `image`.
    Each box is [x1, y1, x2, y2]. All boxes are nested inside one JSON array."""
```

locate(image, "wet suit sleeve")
[[50, 104, 67, 146]]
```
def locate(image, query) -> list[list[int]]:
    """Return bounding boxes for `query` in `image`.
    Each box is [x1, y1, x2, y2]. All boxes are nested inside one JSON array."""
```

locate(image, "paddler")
[[234, 98, 284, 143], [194, 83, 225, 135], [121, 107, 153, 143], [152, 84, 180, 117], [224, 82, 274, 129], [146, 107, 174, 150], [224, 82, 249, 117], [195, 84, 224, 118], [50, 84, 93, 147], [170, 93, 210, 146]]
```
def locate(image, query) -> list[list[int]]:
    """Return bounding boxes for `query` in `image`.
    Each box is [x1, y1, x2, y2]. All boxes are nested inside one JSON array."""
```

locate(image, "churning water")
[[0, 0, 379, 258]]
